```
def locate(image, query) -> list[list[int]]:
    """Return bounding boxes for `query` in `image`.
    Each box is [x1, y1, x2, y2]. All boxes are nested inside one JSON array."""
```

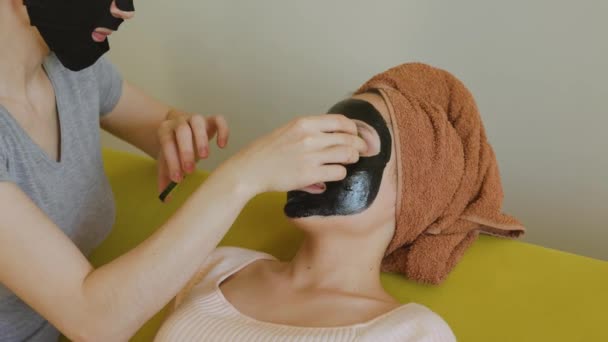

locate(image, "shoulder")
[[44, 53, 90, 81], [46, 53, 111, 74], [45, 53, 117, 86], [42, 53, 102, 97], [0, 130, 6, 157], [0, 107, 16, 158], [0, 129, 12, 181], [86, 55, 118, 77], [173, 247, 275, 308], [46, 54, 123, 116], [360, 303, 456, 342]]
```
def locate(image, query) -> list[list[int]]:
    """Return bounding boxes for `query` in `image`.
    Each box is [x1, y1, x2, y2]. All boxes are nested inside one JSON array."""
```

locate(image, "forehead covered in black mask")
[[24, 0, 135, 71], [284, 98, 392, 218]]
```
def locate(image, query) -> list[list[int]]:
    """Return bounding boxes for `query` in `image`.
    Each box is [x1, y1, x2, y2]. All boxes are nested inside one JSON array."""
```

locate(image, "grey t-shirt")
[[0, 54, 122, 341]]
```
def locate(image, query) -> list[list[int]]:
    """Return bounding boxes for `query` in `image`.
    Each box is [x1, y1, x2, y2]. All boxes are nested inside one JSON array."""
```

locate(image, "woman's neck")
[[0, 0, 49, 100], [284, 223, 394, 298]]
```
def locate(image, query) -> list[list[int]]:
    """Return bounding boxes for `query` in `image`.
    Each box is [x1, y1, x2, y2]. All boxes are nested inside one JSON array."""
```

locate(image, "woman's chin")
[[287, 214, 353, 234], [287, 214, 322, 224]]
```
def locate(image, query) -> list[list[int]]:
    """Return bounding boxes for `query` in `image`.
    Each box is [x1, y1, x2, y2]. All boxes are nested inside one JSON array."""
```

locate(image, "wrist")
[[211, 160, 259, 200]]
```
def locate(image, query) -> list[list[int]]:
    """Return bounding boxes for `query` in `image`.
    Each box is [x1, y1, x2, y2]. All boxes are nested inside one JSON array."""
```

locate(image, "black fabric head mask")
[[24, 0, 135, 71], [285, 99, 392, 218]]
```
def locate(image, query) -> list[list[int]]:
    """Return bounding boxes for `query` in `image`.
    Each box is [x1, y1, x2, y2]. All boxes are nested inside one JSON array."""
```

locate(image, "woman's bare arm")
[[0, 167, 249, 341], [0, 114, 366, 341]]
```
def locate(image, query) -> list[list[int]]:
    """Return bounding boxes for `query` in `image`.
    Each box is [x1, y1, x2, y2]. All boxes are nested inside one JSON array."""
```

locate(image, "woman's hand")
[[220, 114, 367, 196], [157, 110, 229, 194]]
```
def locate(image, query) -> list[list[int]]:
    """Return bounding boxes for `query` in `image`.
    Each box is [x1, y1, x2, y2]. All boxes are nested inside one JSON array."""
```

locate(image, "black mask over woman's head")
[[23, 0, 135, 71], [285, 99, 392, 218]]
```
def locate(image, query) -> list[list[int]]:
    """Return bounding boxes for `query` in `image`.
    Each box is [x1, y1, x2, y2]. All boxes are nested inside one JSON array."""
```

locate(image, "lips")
[[301, 183, 327, 194], [91, 30, 112, 42]]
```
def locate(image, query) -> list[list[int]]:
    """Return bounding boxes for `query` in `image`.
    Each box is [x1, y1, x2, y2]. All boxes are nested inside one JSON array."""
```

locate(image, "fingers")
[[199, 115, 229, 149], [188, 115, 209, 158], [174, 120, 196, 173], [317, 145, 360, 165], [289, 116, 366, 160], [315, 133, 367, 155], [213, 116, 229, 148], [158, 112, 229, 181], [317, 165, 348, 183], [158, 129, 183, 183], [157, 154, 171, 196], [294, 115, 358, 135], [157, 112, 230, 195]]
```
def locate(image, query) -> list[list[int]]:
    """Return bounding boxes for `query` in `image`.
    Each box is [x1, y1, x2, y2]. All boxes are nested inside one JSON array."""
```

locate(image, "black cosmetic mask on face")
[[23, 0, 135, 71], [284, 99, 392, 218]]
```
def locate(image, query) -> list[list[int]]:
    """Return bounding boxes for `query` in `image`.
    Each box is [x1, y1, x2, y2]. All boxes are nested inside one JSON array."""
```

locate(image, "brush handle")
[[159, 181, 178, 202]]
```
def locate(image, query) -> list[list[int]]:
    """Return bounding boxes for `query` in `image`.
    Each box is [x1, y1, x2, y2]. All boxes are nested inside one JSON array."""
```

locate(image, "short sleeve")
[[90, 56, 124, 117], [0, 148, 14, 183]]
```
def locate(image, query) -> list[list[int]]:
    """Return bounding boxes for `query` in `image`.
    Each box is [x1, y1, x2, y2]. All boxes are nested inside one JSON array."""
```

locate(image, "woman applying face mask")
[[0, 1, 366, 341]]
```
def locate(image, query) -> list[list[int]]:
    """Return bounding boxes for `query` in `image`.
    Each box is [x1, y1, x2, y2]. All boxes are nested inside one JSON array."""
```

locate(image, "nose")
[[110, 0, 135, 20]]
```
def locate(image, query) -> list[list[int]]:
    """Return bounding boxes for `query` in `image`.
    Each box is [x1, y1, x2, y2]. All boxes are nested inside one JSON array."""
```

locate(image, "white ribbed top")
[[155, 247, 456, 342]]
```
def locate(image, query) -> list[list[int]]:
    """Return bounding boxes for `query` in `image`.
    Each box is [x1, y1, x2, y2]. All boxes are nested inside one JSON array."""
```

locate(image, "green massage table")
[[65, 150, 608, 341]]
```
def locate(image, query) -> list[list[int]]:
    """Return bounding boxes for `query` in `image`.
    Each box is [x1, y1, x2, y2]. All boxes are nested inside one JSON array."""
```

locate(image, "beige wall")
[[102, 0, 608, 260]]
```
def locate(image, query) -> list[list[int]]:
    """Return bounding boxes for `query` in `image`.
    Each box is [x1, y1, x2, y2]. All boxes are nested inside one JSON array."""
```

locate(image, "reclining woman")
[[155, 63, 525, 341]]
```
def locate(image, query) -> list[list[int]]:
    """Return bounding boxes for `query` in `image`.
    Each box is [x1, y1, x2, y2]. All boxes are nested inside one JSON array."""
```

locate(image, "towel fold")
[[356, 63, 525, 284]]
